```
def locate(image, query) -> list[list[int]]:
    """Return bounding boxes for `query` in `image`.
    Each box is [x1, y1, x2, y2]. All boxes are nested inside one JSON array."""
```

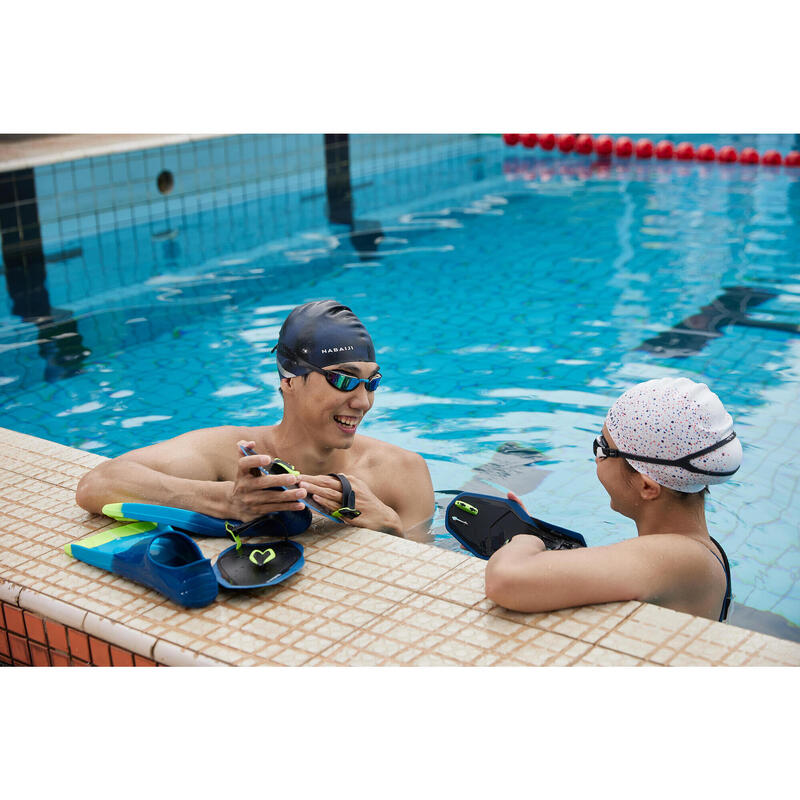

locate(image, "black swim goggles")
[[593, 431, 739, 476], [274, 344, 381, 392]]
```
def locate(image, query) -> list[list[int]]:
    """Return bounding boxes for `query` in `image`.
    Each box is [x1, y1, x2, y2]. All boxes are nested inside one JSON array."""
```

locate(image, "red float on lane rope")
[[576, 134, 593, 154], [595, 135, 613, 156], [696, 144, 716, 161], [558, 134, 576, 153], [635, 138, 653, 159], [655, 140, 674, 159], [515, 134, 796, 170], [538, 133, 556, 151], [615, 137, 634, 157]]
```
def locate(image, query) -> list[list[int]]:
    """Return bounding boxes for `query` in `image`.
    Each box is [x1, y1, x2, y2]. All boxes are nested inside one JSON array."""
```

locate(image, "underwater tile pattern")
[[1, 428, 800, 666]]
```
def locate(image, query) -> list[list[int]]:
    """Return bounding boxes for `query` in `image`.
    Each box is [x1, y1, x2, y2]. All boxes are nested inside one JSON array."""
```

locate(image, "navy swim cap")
[[274, 300, 375, 378]]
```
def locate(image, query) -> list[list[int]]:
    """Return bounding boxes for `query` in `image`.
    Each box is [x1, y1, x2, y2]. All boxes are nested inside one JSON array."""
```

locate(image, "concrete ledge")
[[2, 426, 799, 666], [0, 134, 227, 172]]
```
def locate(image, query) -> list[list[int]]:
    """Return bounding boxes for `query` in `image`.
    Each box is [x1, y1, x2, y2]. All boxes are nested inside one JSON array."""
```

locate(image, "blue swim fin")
[[66, 522, 218, 608], [102, 502, 312, 538]]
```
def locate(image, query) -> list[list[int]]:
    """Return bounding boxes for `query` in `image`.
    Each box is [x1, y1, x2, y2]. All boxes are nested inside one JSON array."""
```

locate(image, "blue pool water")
[[2, 134, 800, 637]]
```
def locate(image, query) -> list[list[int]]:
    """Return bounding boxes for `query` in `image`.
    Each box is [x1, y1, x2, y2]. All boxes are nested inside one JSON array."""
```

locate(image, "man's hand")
[[298, 472, 402, 535], [227, 441, 308, 522]]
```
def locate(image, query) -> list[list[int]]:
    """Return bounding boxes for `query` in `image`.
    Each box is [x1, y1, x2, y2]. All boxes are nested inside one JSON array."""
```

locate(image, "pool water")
[[2, 134, 800, 638]]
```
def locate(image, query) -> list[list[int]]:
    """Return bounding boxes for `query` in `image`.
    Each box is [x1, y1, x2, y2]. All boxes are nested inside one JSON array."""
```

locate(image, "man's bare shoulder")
[[350, 434, 433, 526], [119, 425, 264, 456], [353, 434, 427, 472], [115, 425, 275, 480]]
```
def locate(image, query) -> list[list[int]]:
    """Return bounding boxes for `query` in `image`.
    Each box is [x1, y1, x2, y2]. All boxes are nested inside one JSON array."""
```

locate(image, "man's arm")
[[388, 451, 435, 534], [484, 533, 712, 614], [75, 428, 230, 516], [298, 450, 435, 536], [75, 428, 307, 520]]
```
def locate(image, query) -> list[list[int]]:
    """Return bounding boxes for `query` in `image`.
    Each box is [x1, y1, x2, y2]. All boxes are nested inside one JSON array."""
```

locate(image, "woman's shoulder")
[[614, 532, 721, 571], [616, 533, 727, 616]]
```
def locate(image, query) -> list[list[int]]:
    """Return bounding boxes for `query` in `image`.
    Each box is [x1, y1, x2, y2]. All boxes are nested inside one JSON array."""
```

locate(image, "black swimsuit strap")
[[708, 536, 732, 622]]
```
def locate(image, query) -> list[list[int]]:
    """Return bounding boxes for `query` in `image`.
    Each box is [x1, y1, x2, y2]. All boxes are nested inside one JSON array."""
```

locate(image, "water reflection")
[[0, 167, 88, 382]]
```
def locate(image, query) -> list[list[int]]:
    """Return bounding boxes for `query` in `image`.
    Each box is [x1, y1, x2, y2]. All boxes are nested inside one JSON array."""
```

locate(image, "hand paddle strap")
[[330, 473, 361, 520]]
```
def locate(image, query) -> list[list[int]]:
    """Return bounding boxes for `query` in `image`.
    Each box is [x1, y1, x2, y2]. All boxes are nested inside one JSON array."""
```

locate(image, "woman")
[[485, 377, 742, 621]]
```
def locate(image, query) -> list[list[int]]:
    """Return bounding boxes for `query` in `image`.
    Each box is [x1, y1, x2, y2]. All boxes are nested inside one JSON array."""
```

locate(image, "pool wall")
[[3, 425, 799, 666], [1, 134, 494, 395]]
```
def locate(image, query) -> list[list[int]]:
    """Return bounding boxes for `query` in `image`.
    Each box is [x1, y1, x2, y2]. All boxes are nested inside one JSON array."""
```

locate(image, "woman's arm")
[[486, 536, 639, 612], [485, 532, 713, 614], [484, 492, 712, 613]]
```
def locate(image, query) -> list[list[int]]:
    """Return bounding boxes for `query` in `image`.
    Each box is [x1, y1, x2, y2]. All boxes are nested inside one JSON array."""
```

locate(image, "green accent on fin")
[[455, 500, 479, 515], [101, 502, 138, 522], [248, 548, 276, 566], [64, 521, 157, 558], [225, 521, 243, 551]]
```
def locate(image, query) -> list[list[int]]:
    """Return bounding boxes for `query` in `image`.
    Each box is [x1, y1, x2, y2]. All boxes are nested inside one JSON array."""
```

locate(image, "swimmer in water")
[[485, 377, 741, 621], [77, 300, 434, 538]]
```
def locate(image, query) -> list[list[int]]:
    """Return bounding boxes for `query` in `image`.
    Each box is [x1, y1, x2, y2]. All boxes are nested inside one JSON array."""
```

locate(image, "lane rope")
[[501, 134, 800, 167]]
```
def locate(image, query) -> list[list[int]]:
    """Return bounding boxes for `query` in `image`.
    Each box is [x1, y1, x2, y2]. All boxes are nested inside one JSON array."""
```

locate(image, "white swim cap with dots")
[[605, 377, 742, 493]]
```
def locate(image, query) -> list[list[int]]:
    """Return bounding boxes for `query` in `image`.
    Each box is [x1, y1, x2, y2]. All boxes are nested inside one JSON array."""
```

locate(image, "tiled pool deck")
[[2, 426, 799, 667]]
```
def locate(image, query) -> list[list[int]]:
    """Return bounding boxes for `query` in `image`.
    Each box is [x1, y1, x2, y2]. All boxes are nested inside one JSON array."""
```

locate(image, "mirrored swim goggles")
[[304, 361, 381, 392], [593, 431, 740, 476], [274, 344, 381, 392]]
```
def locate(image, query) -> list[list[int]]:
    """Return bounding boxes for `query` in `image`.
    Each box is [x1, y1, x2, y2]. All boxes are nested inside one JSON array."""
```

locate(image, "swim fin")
[[66, 522, 219, 608], [102, 502, 312, 538], [445, 492, 587, 559]]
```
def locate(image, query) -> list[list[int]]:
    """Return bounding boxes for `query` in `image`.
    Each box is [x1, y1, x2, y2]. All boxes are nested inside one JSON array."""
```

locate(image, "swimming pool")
[[2, 133, 799, 639]]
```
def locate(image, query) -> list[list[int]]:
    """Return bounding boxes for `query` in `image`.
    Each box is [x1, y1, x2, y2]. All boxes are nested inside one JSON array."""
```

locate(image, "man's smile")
[[333, 414, 361, 433]]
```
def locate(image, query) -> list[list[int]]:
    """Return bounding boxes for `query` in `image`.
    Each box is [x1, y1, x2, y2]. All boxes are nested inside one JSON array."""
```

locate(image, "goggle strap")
[[598, 432, 740, 476]]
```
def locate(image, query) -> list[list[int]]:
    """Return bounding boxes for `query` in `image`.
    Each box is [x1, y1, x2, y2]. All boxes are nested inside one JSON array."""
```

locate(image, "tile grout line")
[[548, 593, 660, 665], [412, 558, 654, 655]]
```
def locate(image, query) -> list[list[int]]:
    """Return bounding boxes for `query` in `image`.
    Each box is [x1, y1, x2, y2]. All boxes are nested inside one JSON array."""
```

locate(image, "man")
[[76, 300, 434, 536]]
